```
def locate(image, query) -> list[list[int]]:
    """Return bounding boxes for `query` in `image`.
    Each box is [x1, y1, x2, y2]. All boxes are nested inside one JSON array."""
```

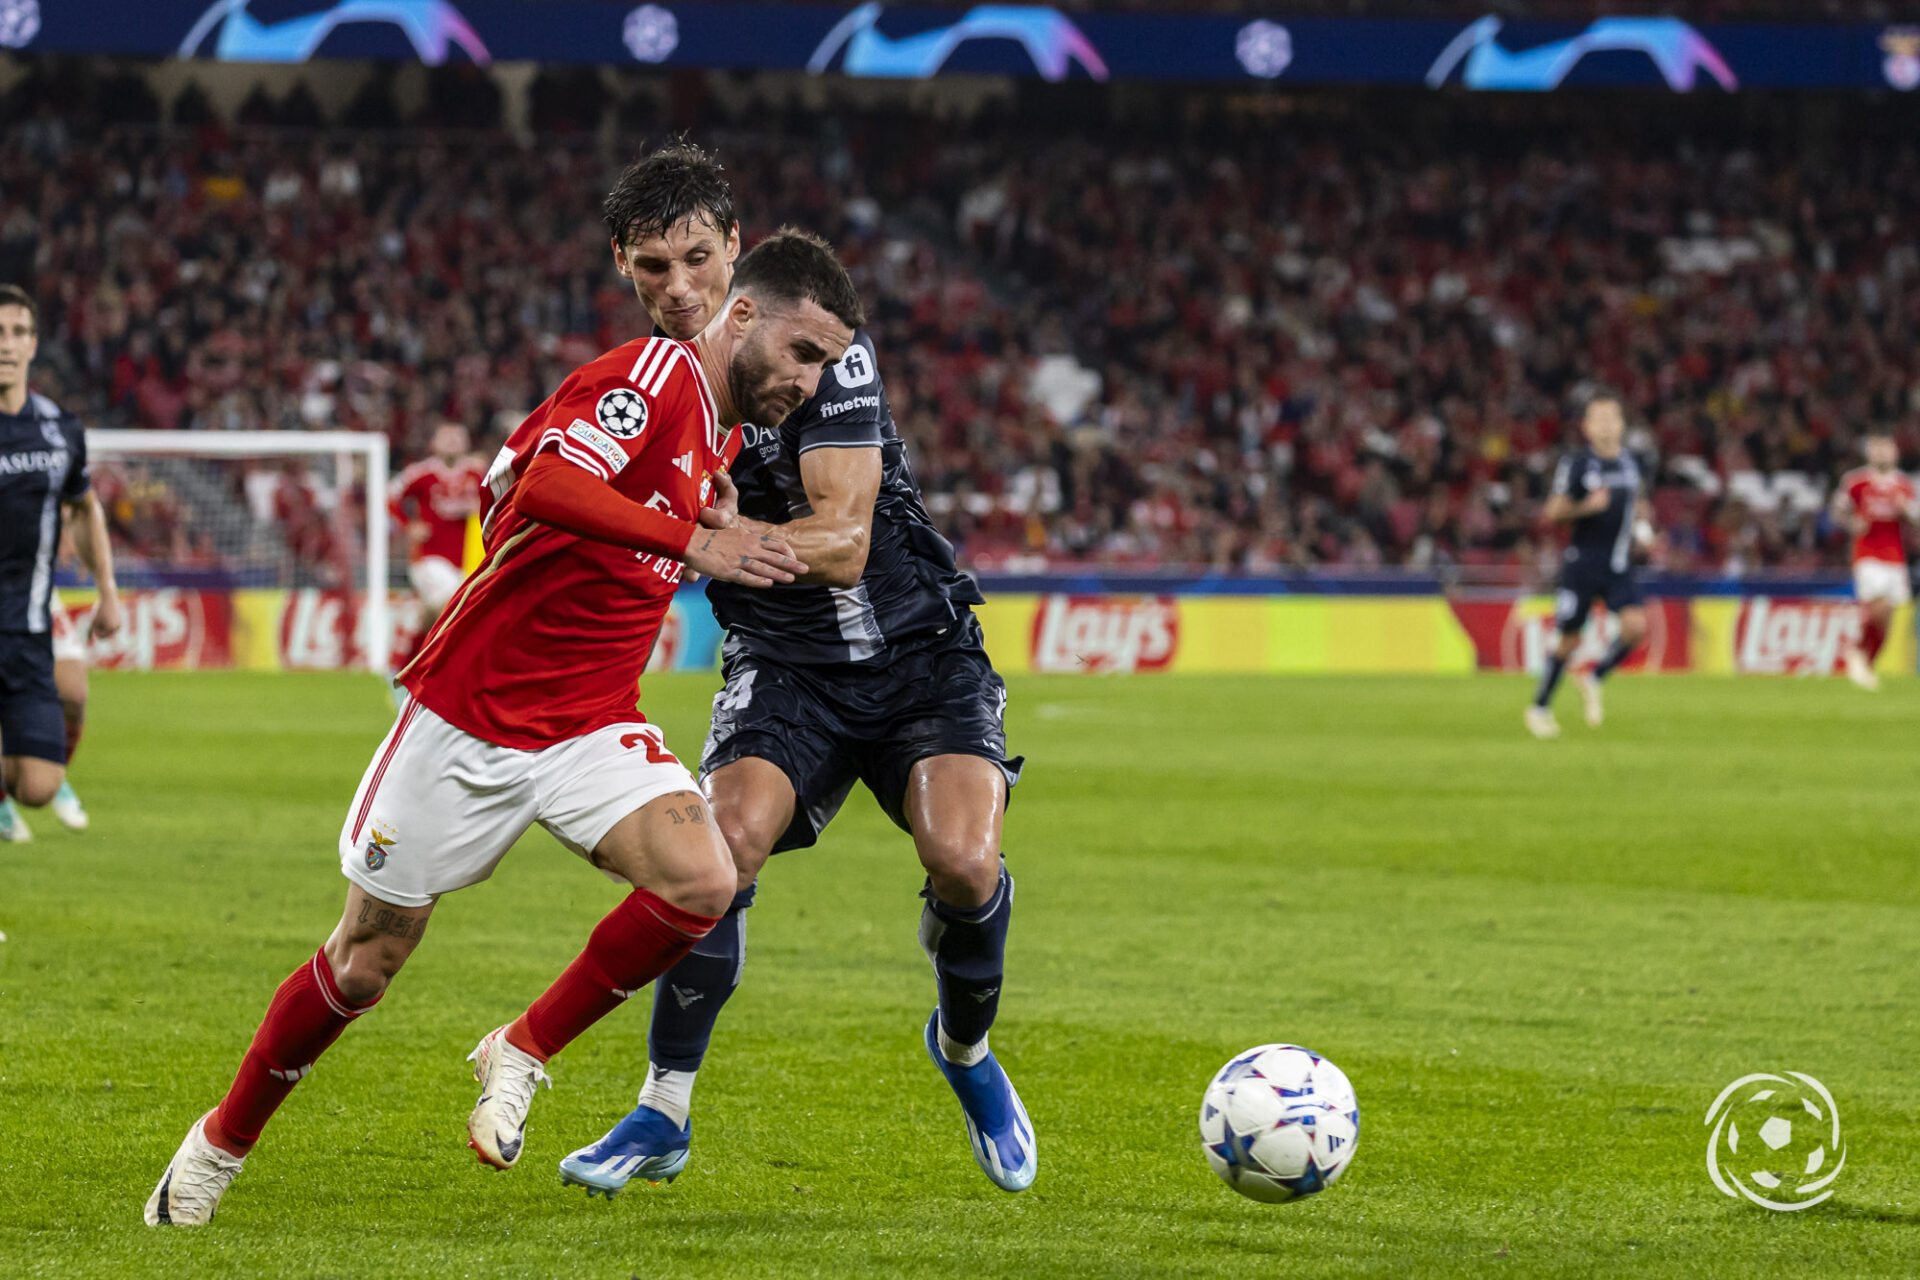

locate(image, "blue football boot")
[[558, 1105, 690, 1198], [923, 1011, 1037, 1192]]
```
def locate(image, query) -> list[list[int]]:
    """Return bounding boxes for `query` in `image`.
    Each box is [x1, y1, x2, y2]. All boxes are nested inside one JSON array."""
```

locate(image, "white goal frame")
[[87, 429, 392, 674]]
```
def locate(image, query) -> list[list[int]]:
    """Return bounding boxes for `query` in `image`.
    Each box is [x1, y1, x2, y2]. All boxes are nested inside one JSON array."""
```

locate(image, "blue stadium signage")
[[9, 1, 1916, 91]]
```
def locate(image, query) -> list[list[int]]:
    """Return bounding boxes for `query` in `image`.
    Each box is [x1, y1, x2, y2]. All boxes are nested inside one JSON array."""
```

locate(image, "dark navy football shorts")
[[701, 612, 1024, 854], [0, 629, 66, 763], [1555, 559, 1645, 634]]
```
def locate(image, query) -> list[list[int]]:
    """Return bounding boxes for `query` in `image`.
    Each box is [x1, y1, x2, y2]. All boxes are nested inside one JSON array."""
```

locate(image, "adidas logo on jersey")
[[673, 450, 694, 477]]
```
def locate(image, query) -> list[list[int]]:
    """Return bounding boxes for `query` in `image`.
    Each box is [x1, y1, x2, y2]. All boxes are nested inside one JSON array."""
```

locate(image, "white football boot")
[[1524, 706, 1560, 740], [145, 1113, 245, 1225], [1576, 672, 1605, 727], [1845, 646, 1880, 692], [466, 1025, 551, 1169], [50, 779, 89, 831], [0, 796, 32, 842]]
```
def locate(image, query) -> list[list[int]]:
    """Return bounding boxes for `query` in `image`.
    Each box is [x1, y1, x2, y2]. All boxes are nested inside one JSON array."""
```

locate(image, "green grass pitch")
[[3, 670, 1919, 1277]]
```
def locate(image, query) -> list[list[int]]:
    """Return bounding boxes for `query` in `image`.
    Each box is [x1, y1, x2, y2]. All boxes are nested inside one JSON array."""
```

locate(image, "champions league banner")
[[6, 1, 1920, 92]]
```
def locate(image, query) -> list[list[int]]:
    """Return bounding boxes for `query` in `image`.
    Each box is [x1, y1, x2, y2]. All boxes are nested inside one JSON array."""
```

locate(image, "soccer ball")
[[1199, 1044, 1359, 1202]]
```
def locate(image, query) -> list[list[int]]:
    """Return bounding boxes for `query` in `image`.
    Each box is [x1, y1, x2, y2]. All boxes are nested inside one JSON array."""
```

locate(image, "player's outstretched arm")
[[734, 446, 880, 589], [516, 453, 806, 587], [682, 523, 810, 587], [66, 491, 123, 640]]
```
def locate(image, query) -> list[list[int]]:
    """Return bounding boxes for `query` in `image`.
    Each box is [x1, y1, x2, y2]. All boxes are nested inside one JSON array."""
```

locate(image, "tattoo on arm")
[[686, 804, 706, 825], [356, 900, 428, 940]]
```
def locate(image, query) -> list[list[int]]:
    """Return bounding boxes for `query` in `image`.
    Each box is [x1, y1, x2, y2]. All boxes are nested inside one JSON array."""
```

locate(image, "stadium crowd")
[[6, 69, 1919, 577]]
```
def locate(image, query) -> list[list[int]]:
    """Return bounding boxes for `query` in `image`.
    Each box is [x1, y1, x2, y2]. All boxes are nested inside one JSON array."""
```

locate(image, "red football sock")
[[206, 950, 379, 1157], [506, 889, 717, 1062], [63, 706, 83, 765], [1862, 614, 1888, 662]]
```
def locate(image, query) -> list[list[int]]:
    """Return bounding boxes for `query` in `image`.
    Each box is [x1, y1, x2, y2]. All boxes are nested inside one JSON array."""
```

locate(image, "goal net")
[[80, 430, 392, 674]]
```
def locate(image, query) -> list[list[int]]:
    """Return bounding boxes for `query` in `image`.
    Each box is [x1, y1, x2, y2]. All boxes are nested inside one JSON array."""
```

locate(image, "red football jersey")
[[1841, 467, 1915, 565], [400, 336, 730, 748], [390, 457, 486, 565]]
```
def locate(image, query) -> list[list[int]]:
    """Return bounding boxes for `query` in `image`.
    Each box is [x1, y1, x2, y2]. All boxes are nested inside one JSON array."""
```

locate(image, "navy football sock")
[[919, 865, 1012, 1051], [1592, 638, 1635, 681], [1533, 653, 1569, 708], [646, 883, 754, 1074]]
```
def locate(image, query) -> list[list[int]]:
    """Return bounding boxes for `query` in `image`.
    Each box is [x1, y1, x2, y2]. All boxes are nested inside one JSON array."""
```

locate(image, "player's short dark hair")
[[602, 138, 736, 250], [1576, 388, 1623, 418], [728, 227, 865, 332], [0, 283, 37, 332]]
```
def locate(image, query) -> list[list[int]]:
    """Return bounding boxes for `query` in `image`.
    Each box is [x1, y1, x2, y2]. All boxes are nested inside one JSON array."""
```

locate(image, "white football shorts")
[[337, 702, 698, 908], [408, 554, 466, 613], [1853, 558, 1912, 607], [50, 604, 87, 663]]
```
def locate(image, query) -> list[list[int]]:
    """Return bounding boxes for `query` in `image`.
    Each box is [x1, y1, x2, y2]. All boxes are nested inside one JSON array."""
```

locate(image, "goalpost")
[[86, 429, 392, 674]]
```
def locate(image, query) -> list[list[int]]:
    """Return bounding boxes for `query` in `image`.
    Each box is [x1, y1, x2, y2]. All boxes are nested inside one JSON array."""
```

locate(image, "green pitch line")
[[2, 672, 1917, 1277]]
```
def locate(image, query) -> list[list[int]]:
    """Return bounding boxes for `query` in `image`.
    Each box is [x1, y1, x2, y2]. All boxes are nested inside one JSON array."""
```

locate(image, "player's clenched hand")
[[1579, 489, 1611, 515], [698, 469, 740, 530], [685, 524, 808, 587], [90, 591, 124, 641]]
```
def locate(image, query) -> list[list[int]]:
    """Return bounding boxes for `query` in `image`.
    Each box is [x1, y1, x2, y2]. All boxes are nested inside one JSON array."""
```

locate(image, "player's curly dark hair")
[[728, 227, 866, 332], [602, 137, 736, 249]]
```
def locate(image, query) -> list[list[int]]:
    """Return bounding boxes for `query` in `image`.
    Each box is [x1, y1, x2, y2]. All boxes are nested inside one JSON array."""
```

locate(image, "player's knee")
[[713, 809, 776, 882], [918, 834, 1000, 901], [12, 774, 59, 807], [668, 853, 737, 920]]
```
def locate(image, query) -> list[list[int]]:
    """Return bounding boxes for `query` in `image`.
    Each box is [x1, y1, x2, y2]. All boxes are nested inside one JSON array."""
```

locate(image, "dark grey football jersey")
[[707, 330, 982, 665], [0, 392, 88, 633], [1551, 447, 1641, 573]]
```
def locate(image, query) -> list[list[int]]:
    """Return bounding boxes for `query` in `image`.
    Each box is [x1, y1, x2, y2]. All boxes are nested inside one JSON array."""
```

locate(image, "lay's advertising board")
[[974, 594, 1477, 675], [59, 582, 1906, 677]]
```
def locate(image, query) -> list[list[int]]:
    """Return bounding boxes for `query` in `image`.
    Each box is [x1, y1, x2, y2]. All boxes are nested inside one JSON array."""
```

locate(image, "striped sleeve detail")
[[628, 337, 675, 392], [555, 441, 613, 480], [533, 425, 611, 481], [679, 351, 724, 456], [1550, 455, 1574, 496]]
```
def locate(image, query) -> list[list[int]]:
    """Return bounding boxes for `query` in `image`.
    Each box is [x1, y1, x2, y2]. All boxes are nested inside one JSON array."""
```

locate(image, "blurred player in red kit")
[[391, 421, 486, 628], [144, 228, 860, 1226], [1832, 431, 1917, 691]]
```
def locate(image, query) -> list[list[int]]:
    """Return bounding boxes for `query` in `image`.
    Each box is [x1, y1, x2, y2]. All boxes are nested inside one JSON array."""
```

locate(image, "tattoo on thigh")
[[356, 900, 427, 940]]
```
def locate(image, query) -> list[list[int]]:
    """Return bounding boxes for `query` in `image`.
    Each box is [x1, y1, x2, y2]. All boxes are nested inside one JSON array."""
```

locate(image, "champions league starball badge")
[[596, 388, 649, 439]]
